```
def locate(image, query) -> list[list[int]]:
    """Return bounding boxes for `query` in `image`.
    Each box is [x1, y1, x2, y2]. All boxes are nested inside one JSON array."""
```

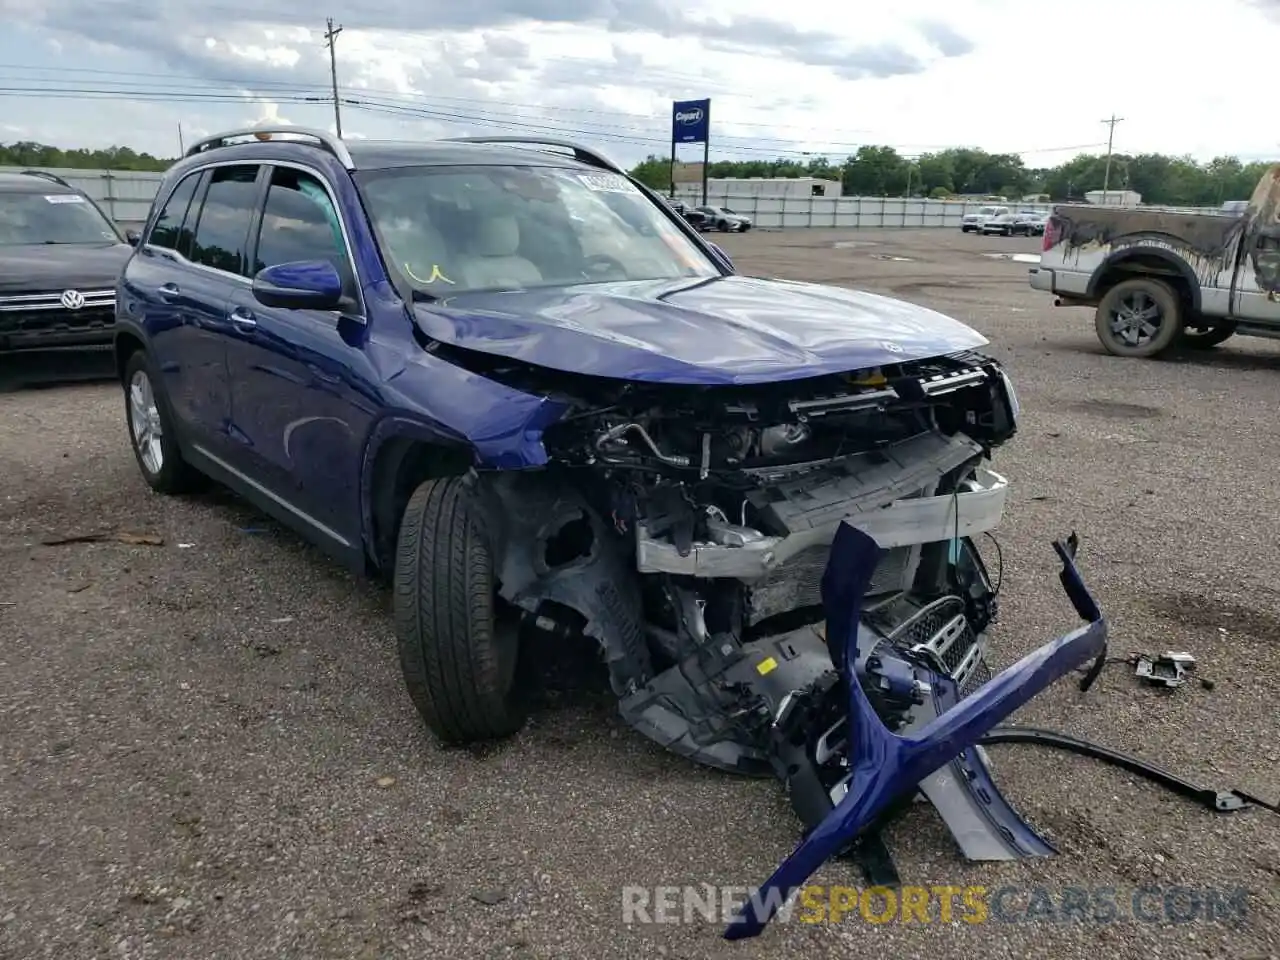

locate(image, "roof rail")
[[440, 136, 623, 175], [184, 126, 355, 169], [19, 169, 74, 189]]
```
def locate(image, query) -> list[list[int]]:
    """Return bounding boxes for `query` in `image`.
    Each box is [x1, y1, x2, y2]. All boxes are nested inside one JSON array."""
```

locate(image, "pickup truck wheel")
[[394, 477, 526, 745], [1094, 277, 1184, 358], [1180, 319, 1237, 349]]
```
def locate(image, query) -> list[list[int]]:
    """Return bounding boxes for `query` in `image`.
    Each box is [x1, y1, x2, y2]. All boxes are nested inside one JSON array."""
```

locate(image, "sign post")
[[671, 98, 711, 207]]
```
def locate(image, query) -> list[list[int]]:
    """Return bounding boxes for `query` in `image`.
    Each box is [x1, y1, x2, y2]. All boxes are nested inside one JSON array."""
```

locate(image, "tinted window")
[[189, 166, 260, 276], [252, 167, 348, 282], [147, 173, 200, 253]]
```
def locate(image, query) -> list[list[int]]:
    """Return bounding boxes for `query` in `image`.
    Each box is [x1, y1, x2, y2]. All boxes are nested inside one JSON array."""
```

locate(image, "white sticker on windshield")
[[45, 194, 85, 204], [577, 173, 638, 195]]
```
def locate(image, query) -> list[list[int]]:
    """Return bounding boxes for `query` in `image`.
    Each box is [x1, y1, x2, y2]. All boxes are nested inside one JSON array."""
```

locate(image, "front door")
[[223, 163, 376, 556]]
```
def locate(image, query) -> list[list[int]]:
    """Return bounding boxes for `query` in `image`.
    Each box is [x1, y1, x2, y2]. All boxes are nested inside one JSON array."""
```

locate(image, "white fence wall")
[[3, 166, 1228, 231]]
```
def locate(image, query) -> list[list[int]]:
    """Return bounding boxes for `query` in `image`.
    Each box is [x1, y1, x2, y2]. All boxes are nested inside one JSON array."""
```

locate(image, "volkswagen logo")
[[880, 341, 905, 353], [60, 289, 86, 310]]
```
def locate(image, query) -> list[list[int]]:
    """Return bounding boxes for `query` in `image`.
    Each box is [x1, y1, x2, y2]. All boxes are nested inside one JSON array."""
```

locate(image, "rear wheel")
[[1180, 318, 1237, 349], [394, 477, 527, 744], [123, 349, 204, 494], [1094, 277, 1185, 358]]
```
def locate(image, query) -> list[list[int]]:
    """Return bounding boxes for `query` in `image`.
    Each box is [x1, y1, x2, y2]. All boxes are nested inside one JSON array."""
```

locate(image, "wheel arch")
[[112, 328, 148, 382], [1088, 245, 1203, 315], [360, 418, 478, 576]]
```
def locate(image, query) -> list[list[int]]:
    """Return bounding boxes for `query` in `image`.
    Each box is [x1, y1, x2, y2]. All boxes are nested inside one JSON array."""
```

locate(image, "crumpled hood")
[[0, 243, 131, 295], [413, 274, 988, 385]]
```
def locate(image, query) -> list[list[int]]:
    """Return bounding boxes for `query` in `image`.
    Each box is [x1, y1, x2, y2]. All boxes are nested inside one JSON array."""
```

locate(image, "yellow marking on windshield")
[[404, 262, 455, 285]]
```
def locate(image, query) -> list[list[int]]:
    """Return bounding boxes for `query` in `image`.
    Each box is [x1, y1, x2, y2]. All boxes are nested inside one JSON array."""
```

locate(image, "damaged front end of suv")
[[427, 332, 1050, 851]]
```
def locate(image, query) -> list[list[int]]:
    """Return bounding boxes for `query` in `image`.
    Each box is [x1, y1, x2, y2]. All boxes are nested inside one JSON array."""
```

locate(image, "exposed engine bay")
[[467, 348, 1027, 866]]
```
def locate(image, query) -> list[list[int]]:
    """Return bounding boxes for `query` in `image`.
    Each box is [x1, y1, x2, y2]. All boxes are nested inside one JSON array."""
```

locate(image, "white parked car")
[[960, 204, 1010, 233]]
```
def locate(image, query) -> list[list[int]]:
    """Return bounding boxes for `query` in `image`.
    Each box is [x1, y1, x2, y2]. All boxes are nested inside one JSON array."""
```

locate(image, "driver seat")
[[458, 215, 543, 289]]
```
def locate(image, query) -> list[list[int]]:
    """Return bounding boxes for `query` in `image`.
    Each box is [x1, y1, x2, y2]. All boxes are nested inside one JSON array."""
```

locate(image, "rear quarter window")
[[147, 173, 201, 255]]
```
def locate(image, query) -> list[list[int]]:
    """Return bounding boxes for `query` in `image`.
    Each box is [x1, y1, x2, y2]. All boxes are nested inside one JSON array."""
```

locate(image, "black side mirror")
[[125, 229, 141, 246]]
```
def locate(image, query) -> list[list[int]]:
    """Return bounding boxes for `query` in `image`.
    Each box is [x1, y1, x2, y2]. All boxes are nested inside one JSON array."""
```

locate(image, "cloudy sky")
[[0, 0, 1278, 169]]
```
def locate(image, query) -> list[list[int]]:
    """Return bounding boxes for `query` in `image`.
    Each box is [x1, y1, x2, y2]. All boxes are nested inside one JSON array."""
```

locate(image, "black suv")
[[0, 170, 133, 353]]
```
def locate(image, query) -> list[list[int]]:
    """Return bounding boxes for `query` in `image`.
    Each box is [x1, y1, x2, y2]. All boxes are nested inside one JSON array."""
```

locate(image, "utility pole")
[[177, 122, 184, 155], [324, 17, 344, 138], [1101, 113, 1124, 202]]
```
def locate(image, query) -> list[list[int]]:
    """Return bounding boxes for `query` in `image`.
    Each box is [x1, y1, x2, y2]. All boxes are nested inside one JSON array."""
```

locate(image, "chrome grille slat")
[[0, 290, 115, 313]]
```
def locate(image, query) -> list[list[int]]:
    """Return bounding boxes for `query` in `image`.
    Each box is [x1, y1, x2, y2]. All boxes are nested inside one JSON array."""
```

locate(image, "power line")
[[323, 17, 344, 138], [0, 79, 1110, 164], [0, 61, 1105, 151]]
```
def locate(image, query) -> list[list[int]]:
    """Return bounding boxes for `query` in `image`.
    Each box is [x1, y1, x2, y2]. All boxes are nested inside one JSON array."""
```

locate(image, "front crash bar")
[[723, 522, 1109, 940]]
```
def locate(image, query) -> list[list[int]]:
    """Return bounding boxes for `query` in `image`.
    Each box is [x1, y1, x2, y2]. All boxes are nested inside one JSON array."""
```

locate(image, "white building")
[[1084, 189, 1142, 207], [674, 177, 843, 203]]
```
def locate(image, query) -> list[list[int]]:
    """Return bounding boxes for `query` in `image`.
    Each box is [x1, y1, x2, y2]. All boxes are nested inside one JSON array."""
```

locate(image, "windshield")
[[978, 206, 999, 216], [355, 165, 720, 295], [0, 190, 121, 246]]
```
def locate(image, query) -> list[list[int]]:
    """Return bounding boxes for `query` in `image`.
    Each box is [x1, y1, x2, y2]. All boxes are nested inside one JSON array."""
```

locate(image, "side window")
[[253, 167, 352, 292], [189, 165, 261, 276], [146, 173, 200, 254]]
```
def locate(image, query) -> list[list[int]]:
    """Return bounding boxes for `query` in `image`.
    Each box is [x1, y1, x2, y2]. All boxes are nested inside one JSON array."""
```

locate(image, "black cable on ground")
[[979, 725, 1279, 815]]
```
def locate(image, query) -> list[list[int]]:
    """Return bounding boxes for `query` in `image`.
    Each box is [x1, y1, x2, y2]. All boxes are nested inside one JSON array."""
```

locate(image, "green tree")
[[0, 141, 173, 171]]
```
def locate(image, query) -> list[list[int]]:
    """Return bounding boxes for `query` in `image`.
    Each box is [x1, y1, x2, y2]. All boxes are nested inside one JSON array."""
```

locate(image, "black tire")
[[1094, 277, 1185, 358], [394, 476, 526, 745], [122, 348, 205, 494], [1180, 318, 1237, 349], [717, 219, 730, 232]]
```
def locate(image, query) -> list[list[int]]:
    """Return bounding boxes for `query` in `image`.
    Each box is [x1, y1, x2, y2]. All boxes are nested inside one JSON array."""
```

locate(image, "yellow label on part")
[[756, 657, 778, 676]]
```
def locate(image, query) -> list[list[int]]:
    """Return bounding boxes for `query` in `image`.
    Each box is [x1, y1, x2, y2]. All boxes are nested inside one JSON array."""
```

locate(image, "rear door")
[[172, 164, 266, 456], [1230, 165, 1280, 325], [122, 167, 241, 451], [222, 162, 375, 556]]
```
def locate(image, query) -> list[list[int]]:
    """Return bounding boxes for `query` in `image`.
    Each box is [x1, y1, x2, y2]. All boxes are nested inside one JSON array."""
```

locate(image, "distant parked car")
[[665, 197, 709, 231], [960, 205, 1009, 233], [0, 169, 134, 353], [696, 205, 752, 232], [980, 211, 1018, 236], [1010, 211, 1048, 236]]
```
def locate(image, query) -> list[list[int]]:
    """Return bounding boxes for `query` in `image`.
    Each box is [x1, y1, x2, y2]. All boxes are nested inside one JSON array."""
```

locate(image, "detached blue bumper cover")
[[724, 522, 1108, 940]]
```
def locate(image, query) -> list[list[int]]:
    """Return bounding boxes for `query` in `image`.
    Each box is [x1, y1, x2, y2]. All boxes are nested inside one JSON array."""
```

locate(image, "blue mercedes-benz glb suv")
[[114, 127, 1021, 783]]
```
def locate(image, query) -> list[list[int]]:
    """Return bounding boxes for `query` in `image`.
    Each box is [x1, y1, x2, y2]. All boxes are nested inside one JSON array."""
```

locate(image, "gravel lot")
[[1, 228, 1277, 960]]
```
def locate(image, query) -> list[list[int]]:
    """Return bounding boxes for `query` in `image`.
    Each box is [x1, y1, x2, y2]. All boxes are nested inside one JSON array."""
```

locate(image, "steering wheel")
[[581, 253, 628, 279]]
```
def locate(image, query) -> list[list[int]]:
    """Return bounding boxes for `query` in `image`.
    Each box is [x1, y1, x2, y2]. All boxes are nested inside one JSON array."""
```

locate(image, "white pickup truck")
[[1028, 164, 1280, 357]]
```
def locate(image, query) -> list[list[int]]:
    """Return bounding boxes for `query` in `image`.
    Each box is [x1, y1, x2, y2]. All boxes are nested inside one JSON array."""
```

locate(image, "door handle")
[[158, 282, 179, 300], [229, 306, 258, 331]]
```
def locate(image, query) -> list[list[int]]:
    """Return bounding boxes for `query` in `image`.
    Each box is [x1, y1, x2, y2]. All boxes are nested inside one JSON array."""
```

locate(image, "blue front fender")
[[724, 522, 1109, 940]]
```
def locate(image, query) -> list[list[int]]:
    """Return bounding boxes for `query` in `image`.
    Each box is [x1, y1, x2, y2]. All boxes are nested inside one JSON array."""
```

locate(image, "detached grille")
[[881, 594, 989, 694], [0, 289, 116, 339]]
